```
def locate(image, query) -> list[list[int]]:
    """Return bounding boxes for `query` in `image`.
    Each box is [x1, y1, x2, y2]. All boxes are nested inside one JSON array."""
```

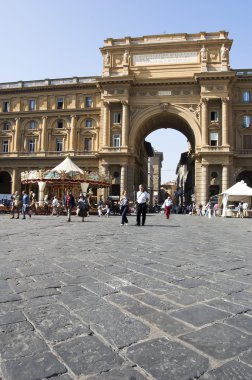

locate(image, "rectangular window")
[[85, 119, 93, 128], [29, 99, 36, 111], [210, 111, 218, 122], [113, 134, 120, 148], [242, 91, 251, 103], [243, 135, 252, 149], [84, 138, 92, 151], [85, 96, 92, 108], [3, 101, 10, 112], [210, 132, 218, 146], [3, 122, 10, 131], [56, 138, 63, 152], [242, 115, 251, 128], [113, 112, 121, 124], [28, 138, 35, 153], [2, 140, 9, 153], [57, 97, 64, 109]]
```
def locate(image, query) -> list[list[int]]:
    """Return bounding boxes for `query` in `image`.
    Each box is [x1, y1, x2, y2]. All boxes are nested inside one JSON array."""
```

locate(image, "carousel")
[[21, 156, 111, 209]]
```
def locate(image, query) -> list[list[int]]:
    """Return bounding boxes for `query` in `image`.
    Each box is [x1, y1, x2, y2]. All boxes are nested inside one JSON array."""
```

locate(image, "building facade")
[[1, 31, 252, 204]]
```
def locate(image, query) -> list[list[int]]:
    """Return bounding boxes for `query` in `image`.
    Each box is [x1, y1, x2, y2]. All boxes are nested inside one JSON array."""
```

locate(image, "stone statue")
[[104, 51, 111, 66], [200, 45, 207, 62], [221, 44, 228, 61], [122, 50, 129, 66]]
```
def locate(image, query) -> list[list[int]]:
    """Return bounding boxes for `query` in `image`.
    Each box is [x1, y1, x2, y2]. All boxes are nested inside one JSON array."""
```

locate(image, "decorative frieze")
[[132, 52, 198, 66]]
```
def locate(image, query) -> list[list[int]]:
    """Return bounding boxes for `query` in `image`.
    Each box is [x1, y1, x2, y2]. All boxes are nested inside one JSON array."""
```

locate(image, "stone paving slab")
[[0, 213, 252, 379], [126, 337, 209, 380]]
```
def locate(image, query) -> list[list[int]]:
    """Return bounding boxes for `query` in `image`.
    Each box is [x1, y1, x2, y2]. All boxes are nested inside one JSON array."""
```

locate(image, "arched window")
[[29, 120, 37, 129], [3, 122, 10, 131], [85, 119, 93, 128], [57, 120, 63, 129], [242, 115, 251, 128], [242, 91, 251, 103]]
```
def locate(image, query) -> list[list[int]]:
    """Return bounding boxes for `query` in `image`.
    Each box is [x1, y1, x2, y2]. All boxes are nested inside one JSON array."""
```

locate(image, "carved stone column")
[[201, 164, 208, 206], [121, 101, 129, 147], [201, 99, 208, 146], [222, 98, 229, 146], [102, 102, 109, 147], [222, 165, 229, 192], [11, 168, 18, 193], [13, 118, 20, 152], [38, 181, 46, 206], [120, 165, 127, 194], [101, 164, 109, 199], [40, 116, 47, 152], [69, 115, 76, 151]]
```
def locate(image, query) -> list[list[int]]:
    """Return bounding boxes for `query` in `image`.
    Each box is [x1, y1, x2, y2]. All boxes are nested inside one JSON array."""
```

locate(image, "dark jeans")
[[121, 205, 128, 224], [136, 203, 147, 226]]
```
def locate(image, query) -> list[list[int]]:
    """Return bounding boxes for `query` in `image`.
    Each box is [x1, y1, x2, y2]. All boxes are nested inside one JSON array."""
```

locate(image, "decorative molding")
[[188, 104, 200, 119], [160, 103, 170, 111]]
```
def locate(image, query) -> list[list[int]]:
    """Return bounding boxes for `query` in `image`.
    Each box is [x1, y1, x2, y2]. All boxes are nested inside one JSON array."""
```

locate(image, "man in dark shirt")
[[64, 190, 75, 222]]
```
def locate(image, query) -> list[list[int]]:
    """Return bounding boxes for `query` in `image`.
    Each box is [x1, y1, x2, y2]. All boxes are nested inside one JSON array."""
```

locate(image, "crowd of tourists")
[[8, 187, 251, 225], [8, 184, 151, 226]]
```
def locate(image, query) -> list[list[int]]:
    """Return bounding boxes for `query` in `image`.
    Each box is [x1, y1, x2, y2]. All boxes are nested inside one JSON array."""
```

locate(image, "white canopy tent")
[[51, 156, 84, 174], [219, 180, 252, 217]]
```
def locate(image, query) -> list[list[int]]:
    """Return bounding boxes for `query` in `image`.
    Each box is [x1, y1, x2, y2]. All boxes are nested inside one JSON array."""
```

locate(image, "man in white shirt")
[[243, 202, 248, 217], [136, 184, 150, 226]]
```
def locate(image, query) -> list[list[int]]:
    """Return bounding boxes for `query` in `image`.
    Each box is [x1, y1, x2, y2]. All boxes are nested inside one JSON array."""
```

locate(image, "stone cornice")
[[195, 71, 235, 81]]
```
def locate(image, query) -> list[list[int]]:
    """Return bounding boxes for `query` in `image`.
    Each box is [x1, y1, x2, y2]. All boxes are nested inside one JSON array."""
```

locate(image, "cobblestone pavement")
[[0, 212, 252, 380]]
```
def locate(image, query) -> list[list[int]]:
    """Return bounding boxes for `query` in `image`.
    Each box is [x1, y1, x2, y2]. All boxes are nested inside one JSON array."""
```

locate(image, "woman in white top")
[[162, 196, 173, 219]]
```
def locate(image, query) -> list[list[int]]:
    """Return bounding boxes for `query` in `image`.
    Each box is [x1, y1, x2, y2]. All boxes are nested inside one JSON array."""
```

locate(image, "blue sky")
[[1, 0, 252, 181]]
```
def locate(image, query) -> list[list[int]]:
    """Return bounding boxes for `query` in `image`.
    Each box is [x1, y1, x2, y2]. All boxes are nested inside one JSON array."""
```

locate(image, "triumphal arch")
[[0, 31, 252, 205], [99, 31, 252, 205]]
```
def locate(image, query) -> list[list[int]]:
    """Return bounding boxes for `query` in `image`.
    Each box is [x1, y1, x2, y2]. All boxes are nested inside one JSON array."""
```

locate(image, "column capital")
[[221, 97, 230, 103], [121, 100, 129, 106], [103, 100, 110, 108], [14, 117, 21, 122], [201, 97, 209, 104], [70, 114, 77, 119]]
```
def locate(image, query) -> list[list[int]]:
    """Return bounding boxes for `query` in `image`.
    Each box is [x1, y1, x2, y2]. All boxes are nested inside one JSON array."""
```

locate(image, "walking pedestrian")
[[120, 190, 129, 225], [51, 195, 59, 216], [162, 196, 173, 219], [10, 191, 20, 219], [97, 197, 104, 217], [21, 190, 31, 219], [29, 191, 36, 216], [63, 190, 76, 222], [77, 194, 88, 222], [135, 184, 150, 226]]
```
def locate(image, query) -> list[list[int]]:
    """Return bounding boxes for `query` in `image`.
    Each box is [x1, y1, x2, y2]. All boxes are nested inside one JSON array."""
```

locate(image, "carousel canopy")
[[51, 156, 84, 174], [21, 157, 111, 187]]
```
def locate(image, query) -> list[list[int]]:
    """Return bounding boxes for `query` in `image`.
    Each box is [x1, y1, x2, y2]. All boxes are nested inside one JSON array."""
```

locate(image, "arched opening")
[[236, 171, 252, 187], [129, 106, 199, 206], [0, 171, 12, 194]]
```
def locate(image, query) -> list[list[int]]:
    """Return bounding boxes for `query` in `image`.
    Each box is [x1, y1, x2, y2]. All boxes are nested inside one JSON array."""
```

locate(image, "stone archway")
[[128, 104, 201, 203], [0, 171, 12, 194], [129, 104, 201, 151], [236, 170, 252, 187]]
